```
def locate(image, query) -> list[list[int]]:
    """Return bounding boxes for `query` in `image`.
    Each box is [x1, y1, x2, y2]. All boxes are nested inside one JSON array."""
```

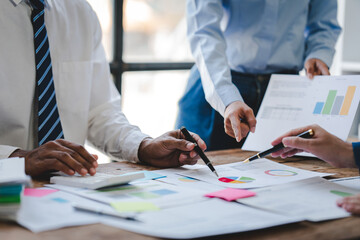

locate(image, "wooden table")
[[1, 149, 360, 240]]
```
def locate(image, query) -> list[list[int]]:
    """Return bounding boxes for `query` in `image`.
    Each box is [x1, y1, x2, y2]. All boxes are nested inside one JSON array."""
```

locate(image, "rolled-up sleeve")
[[86, 7, 148, 163]]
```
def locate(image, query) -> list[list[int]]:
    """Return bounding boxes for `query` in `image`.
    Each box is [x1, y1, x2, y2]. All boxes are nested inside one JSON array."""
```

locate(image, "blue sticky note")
[[125, 171, 166, 181], [51, 197, 69, 203]]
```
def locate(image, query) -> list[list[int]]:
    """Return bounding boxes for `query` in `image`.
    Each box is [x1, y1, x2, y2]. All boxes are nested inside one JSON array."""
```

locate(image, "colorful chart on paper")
[[264, 170, 297, 177], [218, 176, 255, 184], [178, 177, 199, 183]]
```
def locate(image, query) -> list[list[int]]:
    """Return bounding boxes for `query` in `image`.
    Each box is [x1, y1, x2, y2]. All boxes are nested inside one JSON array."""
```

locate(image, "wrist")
[[9, 149, 29, 158], [138, 137, 153, 163]]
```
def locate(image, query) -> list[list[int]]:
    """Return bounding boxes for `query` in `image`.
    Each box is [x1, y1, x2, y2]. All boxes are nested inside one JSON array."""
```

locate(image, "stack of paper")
[[0, 157, 31, 221]]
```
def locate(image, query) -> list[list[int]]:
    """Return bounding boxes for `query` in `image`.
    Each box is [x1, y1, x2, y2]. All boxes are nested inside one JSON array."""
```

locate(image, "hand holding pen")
[[181, 127, 219, 177], [243, 128, 314, 163]]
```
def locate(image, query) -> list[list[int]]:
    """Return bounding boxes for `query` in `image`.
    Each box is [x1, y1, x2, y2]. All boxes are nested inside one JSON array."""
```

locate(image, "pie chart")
[[218, 176, 255, 184], [264, 170, 297, 177]]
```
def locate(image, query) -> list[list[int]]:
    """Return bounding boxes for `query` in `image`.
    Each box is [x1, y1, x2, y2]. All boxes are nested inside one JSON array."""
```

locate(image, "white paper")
[[243, 75, 360, 156], [331, 176, 360, 190], [179, 158, 330, 189], [101, 198, 301, 239], [238, 177, 360, 222], [47, 180, 205, 210], [154, 168, 224, 193], [17, 189, 101, 233]]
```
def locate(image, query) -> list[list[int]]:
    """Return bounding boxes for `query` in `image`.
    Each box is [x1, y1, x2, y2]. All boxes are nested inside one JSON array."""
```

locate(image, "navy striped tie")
[[30, 0, 64, 146]]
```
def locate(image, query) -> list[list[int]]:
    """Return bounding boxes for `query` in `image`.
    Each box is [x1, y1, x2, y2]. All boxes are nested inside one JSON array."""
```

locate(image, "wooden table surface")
[[1, 149, 359, 240]]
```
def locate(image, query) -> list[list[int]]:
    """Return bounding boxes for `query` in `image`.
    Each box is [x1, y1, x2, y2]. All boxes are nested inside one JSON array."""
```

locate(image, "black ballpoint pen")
[[180, 127, 219, 177], [242, 129, 314, 163]]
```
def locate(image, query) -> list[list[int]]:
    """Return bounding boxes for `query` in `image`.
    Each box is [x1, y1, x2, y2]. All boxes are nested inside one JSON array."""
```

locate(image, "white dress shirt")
[[0, 0, 148, 162]]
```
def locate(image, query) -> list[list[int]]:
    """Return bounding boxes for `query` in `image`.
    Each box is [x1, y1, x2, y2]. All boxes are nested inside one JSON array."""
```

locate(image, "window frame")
[[110, 0, 194, 93]]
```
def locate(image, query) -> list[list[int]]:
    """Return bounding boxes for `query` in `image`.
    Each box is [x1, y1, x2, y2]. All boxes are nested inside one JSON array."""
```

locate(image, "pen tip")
[[214, 171, 219, 178], [242, 158, 250, 163]]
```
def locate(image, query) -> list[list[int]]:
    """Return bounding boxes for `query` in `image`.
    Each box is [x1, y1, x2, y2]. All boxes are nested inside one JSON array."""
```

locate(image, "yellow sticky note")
[[111, 201, 160, 213]]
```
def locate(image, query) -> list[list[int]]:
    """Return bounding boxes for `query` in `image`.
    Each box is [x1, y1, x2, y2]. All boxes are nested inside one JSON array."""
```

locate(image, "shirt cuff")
[[109, 132, 150, 164], [352, 142, 360, 169], [0, 145, 20, 160], [305, 48, 335, 69]]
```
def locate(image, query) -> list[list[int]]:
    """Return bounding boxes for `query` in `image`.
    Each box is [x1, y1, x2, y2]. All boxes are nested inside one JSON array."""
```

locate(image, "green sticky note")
[[111, 201, 159, 213], [330, 190, 353, 197]]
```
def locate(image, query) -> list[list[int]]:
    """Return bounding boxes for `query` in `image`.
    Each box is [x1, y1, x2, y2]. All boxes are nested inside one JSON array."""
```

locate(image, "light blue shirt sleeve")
[[187, 0, 341, 117], [305, 0, 342, 67], [187, 0, 244, 116]]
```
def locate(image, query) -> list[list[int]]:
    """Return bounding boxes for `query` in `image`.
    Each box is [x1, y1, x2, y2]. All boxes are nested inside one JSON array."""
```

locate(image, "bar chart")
[[313, 86, 356, 115]]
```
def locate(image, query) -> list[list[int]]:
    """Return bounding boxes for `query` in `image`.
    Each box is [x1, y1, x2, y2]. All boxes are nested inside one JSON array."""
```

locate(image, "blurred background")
[[86, 0, 360, 162]]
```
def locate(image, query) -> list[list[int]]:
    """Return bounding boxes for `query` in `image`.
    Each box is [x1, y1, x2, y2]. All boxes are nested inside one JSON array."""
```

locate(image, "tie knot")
[[29, 0, 45, 10]]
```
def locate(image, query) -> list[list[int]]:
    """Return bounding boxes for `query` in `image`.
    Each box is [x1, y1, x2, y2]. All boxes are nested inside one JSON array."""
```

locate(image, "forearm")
[[187, 0, 243, 116], [305, 0, 341, 67]]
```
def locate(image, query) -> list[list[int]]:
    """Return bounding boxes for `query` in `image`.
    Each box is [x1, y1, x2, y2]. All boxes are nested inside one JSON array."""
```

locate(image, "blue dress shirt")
[[187, 0, 341, 116]]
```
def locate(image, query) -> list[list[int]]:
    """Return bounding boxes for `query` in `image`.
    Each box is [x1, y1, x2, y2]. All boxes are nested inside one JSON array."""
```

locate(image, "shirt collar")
[[10, 0, 22, 5], [9, 0, 49, 7]]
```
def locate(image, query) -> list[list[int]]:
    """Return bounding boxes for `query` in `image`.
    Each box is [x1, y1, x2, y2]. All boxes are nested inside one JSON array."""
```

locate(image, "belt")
[[231, 70, 298, 82]]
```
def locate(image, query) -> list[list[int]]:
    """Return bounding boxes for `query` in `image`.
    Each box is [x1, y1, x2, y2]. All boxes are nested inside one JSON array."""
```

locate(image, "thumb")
[[282, 136, 311, 152]]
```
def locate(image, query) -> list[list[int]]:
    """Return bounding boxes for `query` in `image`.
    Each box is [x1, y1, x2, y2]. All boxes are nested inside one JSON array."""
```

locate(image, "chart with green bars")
[[313, 86, 356, 116]]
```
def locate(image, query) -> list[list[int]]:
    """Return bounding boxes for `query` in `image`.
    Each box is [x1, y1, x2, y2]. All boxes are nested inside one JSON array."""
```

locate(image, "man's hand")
[[138, 130, 206, 168], [337, 194, 360, 215], [10, 139, 98, 177], [270, 124, 356, 168], [224, 101, 256, 142], [305, 58, 330, 79]]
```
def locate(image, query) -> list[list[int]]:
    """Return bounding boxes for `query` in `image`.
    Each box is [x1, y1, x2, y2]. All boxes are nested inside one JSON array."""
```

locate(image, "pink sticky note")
[[204, 188, 256, 201], [24, 188, 58, 197]]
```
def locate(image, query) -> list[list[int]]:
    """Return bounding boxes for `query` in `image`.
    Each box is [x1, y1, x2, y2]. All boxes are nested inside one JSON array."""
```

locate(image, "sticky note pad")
[[204, 188, 256, 201], [111, 201, 160, 213], [24, 188, 58, 197]]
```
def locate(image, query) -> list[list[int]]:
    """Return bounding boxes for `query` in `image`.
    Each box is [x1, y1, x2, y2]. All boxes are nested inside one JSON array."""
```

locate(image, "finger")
[[282, 136, 312, 152], [45, 159, 75, 175], [163, 138, 196, 152], [271, 125, 313, 146], [240, 122, 250, 138], [317, 61, 330, 75], [337, 198, 344, 207], [230, 115, 242, 142], [179, 153, 198, 165], [343, 202, 360, 215], [47, 150, 89, 176], [55, 144, 96, 175], [305, 60, 315, 79], [224, 120, 236, 139], [189, 150, 198, 158], [58, 140, 97, 168], [280, 149, 302, 158], [243, 108, 256, 133], [271, 147, 294, 158], [92, 154, 99, 167], [189, 132, 207, 151], [271, 148, 288, 158]]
